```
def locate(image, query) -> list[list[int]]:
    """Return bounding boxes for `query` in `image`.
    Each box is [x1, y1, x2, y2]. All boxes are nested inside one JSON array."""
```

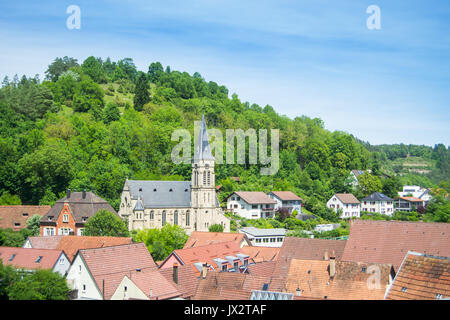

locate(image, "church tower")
[[191, 114, 216, 210]]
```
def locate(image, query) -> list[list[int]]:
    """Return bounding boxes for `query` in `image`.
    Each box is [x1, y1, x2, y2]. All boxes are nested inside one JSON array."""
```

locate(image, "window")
[[63, 214, 69, 222], [270, 238, 275, 242], [174, 210, 178, 225], [436, 293, 443, 299], [14, 222, 20, 227], [252, 205, 258, 209], [124, 286, 127, 292], [150, 210, 154, 220], [277, 237, 283, 242], [203, 172, 206, 185], [244, 259, 248, 267], [207, 171, 211, 185], [222, 264, 228, 272], [60, 257, 65, 264], [162, 211, 166, 226], [82, 284, 86, 292], [9, 254, 15, 262], [186, 210, 190, 226], [234, 262, 239, 270], [22, 212, 28, 217], [361, 267, 366, 273], [401, 287, 407, 292], [256, 238, 261, 243], [263, 238, 269, 243], [79, 265, 82, 272], [36, 256, 43, 263]]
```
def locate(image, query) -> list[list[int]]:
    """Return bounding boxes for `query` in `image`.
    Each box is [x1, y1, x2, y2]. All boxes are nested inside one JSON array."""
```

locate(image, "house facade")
[[361, 192, 394, 215], [226, 191, 277, 219], [398, 185, 432, 204], [326, 193, 361, 218], [39, 190, 118, 237], [118, 114, 230, 235], [268, 191, 302, 215], [239, 227, 286, 248], [394, 197, 425, 212]]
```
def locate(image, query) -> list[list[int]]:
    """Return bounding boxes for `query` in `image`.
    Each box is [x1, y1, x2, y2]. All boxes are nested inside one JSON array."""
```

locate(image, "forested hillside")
[[0, 56, 448, 221]]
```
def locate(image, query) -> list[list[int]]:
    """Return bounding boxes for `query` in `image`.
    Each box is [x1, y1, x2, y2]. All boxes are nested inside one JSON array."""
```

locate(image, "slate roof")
[[0, 246, 64, 271], [159, 264, 200, 299], [0, 206, 50, 231], [385, 251, 450, 300], [240, 227, 287, 237], [194, 113, 215, 162], [342, 220, 450, 270], [334, 193, 360, 204], [361, 192, 393, 202], [124, 270, 181, 300], [230, 192, 277, 204], [285, 259, 393, 300], [241, 246, 280, 263], [268, 237, 347, 292], [40, 191, 117, 225], [127, 180, 192, 208], [26, 236, 133, 262], [183, 231, 249, 249], [269, 191, 302, 201], [193, 271, 270, 300], [78, 243, 158, 300]]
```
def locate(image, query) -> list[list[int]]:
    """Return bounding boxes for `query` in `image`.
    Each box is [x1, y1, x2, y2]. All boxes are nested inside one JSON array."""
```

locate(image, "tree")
[[148, 62, 164, 83], [103, 102, 121, 124], [423, 195, 450, 223], [209, 224, 224, 232], [0, 192, 21, 205], [133, 72, 150, 111], [7, 269, 70, 300], [133, 224, 188, 261], [356, 172, 382, 197], [382, 176, 402, 199], [0, 259, 17, 299], [83, 209, 129, 237], [26, 214, 42, 236], [45, 56, 79, 82], [81, 56, 107, 83], [72, 77, 105, 113]]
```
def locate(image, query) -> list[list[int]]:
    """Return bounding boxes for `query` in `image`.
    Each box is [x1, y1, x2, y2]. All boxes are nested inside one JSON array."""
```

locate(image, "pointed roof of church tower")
[[194, 113, 214, 162]]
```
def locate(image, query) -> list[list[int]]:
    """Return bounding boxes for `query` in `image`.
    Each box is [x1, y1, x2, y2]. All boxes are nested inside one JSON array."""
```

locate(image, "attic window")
[[124, 286, 127, 292], [401, 287, 407, 292], [136, 268, 141, 272], [436, 293, 443, 299], [48, 216, 53, 221], [361, 267, 366, 272], [9, 254, 16, 262], [139, 188, 142, 192], [82, 217, 88, 222], [169, 189, 173, 192], [262, 283, 269, 291], [185, 189, 188, 192], [36, 256, 43, 263], [153, 189, 157, 192], [14, 223, 20, 227], [22, 213, 28, 217]]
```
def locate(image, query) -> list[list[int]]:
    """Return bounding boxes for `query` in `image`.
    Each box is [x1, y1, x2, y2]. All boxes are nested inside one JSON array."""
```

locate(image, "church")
[[118, 114, 230, 234]]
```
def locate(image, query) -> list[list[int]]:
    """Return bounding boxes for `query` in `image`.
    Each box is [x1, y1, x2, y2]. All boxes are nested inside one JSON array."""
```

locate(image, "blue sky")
[[0, 0, 449, 146]]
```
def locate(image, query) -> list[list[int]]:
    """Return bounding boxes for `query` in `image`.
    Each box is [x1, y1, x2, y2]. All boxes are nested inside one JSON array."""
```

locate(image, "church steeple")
[[194, 113, 214, 162]]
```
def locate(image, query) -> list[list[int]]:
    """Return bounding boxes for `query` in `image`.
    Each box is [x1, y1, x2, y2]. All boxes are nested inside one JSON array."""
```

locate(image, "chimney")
[[67, 189, 71, 198], [82, 189, 86, 199], [173, 263, 179, 284], [329, 250, 336, 278], [201, 262, 208, 279]]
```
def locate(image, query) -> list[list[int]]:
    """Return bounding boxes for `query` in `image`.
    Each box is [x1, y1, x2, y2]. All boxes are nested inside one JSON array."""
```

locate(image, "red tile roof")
[[125, 270, 181, 300], [232, 192, 277, 204], [396, 196, 424, 203], [183, 231, 249, 249], [247, 261, 277, 278], [241, 246, 280, 263], [342, 220, 450, 270], [193, 271, 269, 300], [0, 206, 50, 231], [159, 264, 200, 299], [334, 193, 360, 204], [385, 251, 450, 300], [27, 236, 133, 262], [268, 237, 347, 292], [285, 259, 393, 300], [161, 241, 245, 274], [270, 191, 302, 201], [79, 243, 157, 300], [0, 246, 64, 271]]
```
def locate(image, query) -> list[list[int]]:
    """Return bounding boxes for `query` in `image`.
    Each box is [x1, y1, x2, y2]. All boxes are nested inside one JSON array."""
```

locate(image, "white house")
[[314, 223, 341, 233], [239, 227, 287, 247], [226, 191, 277, 219], [326, 193, 361, 218], [267, 191, 302, 215], [398, 186, 432, 204], [66, 243, 159, 300], [361, 192, 394, 216]]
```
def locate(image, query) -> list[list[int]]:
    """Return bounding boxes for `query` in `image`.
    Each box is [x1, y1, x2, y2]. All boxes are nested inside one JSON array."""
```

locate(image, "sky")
[[0, 0, 449, 146]]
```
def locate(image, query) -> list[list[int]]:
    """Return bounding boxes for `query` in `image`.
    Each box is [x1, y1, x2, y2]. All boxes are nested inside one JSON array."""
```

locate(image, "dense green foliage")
[[0, 56, 448, 224], [132, 224, 189, 261], [208, 224, 224, 232], [83, 209, 129, 237], [0, 261, 70, 300]]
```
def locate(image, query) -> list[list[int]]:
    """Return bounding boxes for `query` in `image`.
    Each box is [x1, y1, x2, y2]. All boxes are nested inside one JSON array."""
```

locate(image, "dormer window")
[[169, 189, 173, 192], [9, 254, 16, 262], [153, 189, 157, 192], [48, 216, 53, 221], [139, 188, 142, 192]]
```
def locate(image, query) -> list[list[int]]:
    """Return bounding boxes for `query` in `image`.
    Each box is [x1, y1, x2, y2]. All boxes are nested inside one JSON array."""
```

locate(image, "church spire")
[[194, 113, 214, 162]]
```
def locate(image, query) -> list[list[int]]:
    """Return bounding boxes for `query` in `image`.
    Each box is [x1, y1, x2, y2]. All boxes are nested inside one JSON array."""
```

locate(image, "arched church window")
[[150, 210, 154, 220], [162, 211, 166, 226], [174, 210, 178, 225]]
